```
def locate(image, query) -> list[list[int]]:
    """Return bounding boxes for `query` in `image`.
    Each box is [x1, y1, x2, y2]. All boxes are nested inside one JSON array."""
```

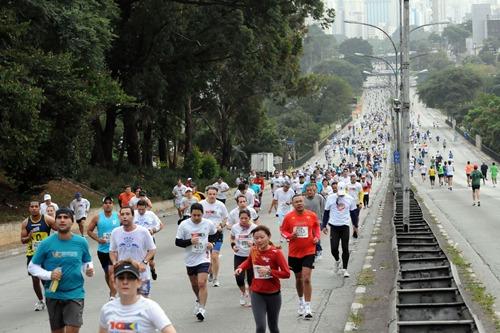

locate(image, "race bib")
[[192, 241, 206, 253], [253, 265, 271, 279], [238, 235, 253, 250], [103, 232, 111, 243], [295, 226, 309, 238]]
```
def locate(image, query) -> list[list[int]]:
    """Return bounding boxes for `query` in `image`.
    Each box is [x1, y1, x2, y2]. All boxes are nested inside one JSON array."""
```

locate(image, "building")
[[486, 17, 500, 39], [432, 0, 447, 31], [472, 3, 492, 46]]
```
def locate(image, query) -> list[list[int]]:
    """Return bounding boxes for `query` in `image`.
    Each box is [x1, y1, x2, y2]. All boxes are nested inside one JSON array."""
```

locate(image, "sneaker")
[[352, 229, 358, 239], [478, 202, 481, 207], [297, 302, 305, 316], [473, 202, 476, 206], [343, 269, 350, 278], [213, 279, 220, 287], [208, 273, 213, 282], [151, 268, 157, 281], [34, 300, 45, 311], [304, 304, 313, 320], [240, 293, 246, 306], [193, 300, 200, 315], [196, 308, 206, 321]]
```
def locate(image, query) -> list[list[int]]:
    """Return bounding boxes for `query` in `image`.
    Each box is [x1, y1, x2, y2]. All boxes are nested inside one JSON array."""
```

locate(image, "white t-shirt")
[[200, 200, 228, 227], [172, 185, 187, 203], [233, 189, 255, 208], [180, 197, 199, 216], [231, 223, 257, 257], [228, 207, 259, 227], [176, 218, 217, 267], [273, 188, 295, 215], [69, 199, 90, 220], [99, 296, 172, 333], [324, 193, 357, 226], [346, 182, 362, 202], [40, 202, 59, 215], [133, 211, 161, 232], [213, 182, 230, 200], [110, 225, 156, 281], [129, 196, 150, 209]]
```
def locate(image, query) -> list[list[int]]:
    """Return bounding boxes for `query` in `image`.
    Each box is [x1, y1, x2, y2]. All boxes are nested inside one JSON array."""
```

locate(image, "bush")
[[200, 153, 219, 180], [183, 147, 202, 179]]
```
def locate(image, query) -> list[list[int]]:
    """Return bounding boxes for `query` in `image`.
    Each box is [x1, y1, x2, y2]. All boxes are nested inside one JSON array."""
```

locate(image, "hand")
[[322, 228, 329, 235], [138, 262, 146, 272], [85, 266, 94, 277], [313, 237, 319, 244], [290, 231, 297, 240], [206, 242, 214, 251], [234, 268, 242, 276], [191, 236, 200, 245], [149, 229, 154, 235], [216, 225, 222, 232], [232, 245, 239, 253], [98, 238, 107, 244], [51, 269, 62, 281]]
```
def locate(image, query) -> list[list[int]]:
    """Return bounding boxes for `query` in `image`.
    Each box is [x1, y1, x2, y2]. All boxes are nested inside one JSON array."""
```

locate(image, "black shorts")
[[46, 298, 84, 330], [447, 175, 453, 179], [288, 255, 315, 273], [186, 262, 210, 276], [438, 174, 444, 178], [76, 217, 86, 223], [472, 184, 480, 191], [97, 251, 112, 272], [429, 176, 435, 181]]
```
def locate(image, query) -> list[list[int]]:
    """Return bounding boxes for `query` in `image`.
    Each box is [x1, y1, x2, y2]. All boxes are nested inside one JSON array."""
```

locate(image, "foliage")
[[200, 153, 220, 180], [463, 94, 500, 152], [183, 146, 203, 179], [300, 24, 338, 72], [338, 38, 373, 73], [442, 23, 471, 57], [312, 59, 364, 93]]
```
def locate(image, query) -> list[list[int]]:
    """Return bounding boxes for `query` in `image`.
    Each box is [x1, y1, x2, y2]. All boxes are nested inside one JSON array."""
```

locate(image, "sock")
[[299, 296, 305, 304], [305, 301, 311, 308]]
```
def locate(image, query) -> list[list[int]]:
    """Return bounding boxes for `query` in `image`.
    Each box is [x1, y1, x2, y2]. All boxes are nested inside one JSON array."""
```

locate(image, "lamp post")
[[355, 53, 397, 97]]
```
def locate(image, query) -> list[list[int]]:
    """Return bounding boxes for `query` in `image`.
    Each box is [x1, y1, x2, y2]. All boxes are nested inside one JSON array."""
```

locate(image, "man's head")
[[137, 200, 148, 215], [236, 195, 248, 209], [350, 173, 357, 183], [75, 192, 82, 201], [283, 180, 291, 191], [29, 201, 40, 217], [43, 194, 52, 204], [119, 206, 134, 227], [305, 183, 316, 198], [124, 185, 132, 193], [237, 183, 247, 193], [177, 178, 183, 186], [185, 187, 193, 197], [206, 186, 218, 203], [217, 177, 223, 184], [55, 208, 74, 233], [102, 196, 114, 213], [292, 194, 305, 212], [134, 186, 142, 197], [190, 203, 204, 223]]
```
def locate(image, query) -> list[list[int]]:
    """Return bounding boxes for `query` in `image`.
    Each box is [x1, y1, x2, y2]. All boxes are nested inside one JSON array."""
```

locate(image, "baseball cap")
[[185, 187, 193, 192], [75, 192, 82, 198], [187, 177, 192, 181], [337, 183, 347, 196], [102, 196, 114, 203], [43, 194, 51, 201], [114, 262, 140, 279]]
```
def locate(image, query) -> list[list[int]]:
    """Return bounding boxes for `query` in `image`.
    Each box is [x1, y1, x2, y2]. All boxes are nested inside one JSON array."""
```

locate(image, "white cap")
[[337, 183, 347, 196], [43, 194, 51, 201], [185, 187, 193, 192]]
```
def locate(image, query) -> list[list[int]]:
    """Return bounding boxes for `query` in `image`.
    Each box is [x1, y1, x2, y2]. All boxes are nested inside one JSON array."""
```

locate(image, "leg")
[[294, 271, 304, 298], [104, 267, 116, 297], [340, 226, 350, 269], [330, 227, 341, 261], [266, 292, 282, 333], [188, 274, 200, 300], [197, 273, 209, 307], [211, 251, 220, 280], [251, 292, 268, 333], [31, 276, 44, 301], [234, 256, 246, 294], [302, 267, 313, 302], [78, 221, 84, 236]]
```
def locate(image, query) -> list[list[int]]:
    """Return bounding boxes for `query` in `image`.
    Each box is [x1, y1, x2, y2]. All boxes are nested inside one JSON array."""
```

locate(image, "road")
[[410, 89, 500, 303]]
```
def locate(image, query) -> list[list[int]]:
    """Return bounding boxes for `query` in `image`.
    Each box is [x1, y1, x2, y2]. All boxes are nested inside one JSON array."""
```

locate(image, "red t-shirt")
[[238, 246, 290, 294], [280, 210, 320, 258], [253, 178, 265, 191], [118, 192, 135, 207]]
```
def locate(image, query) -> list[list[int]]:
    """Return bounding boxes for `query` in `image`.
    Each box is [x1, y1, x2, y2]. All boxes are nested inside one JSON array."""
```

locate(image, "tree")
[[442, 23, 471, 58], [300, 24, 338, 72], [338, 38, 373, 73], [464, 94, 500, 152], [312, 59, 363, 93]]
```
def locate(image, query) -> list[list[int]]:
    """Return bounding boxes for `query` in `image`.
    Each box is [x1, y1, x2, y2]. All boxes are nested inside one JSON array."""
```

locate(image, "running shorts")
[[212, 240, 223, 252], [288, 255, 315, 273], [97, 251, 112, 272], [472, 185, 480, 191], [76, 217, 86, 224], [46, 298, 84, 331], [186, 262, 210, 276], [138, 280, 151, 296]]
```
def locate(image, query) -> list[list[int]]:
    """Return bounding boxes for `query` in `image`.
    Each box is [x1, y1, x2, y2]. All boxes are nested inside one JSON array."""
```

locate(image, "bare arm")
[[45, 215, 56, 231], [20, 219, 31, 244], [86, 215, 101, 243], [109, 251, 118, 265], [99, 326, 107, 333]]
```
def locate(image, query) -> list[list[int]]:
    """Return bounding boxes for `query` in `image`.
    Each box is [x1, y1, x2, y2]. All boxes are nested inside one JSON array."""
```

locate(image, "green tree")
[[442, 23, 471, 57], [463, 94, 500, 152], [312, 59, 363, 93], [338, 38, 373, 73]]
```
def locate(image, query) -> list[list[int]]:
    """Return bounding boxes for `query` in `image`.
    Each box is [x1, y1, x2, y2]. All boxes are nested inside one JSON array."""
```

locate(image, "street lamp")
[[354, 52, 398, 97], [410, 21, 450, 33]]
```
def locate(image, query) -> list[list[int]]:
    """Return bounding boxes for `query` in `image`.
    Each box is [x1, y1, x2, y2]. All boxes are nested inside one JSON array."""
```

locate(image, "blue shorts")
[[138, 280, 151, 296], [186, 262, 211, 276], [213, 241, 223, 252]]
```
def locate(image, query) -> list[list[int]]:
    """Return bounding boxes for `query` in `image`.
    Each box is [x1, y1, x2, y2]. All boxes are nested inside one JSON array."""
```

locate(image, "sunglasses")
[[116, 273, 138, 281]]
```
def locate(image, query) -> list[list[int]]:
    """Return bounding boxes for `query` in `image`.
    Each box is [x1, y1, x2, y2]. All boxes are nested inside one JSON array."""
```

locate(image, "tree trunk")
[[184, 95, 193, 155], [158, 137, 167, 162], [142, 121, 153, 167], [172, 139, 178, 169], [90, 116, 105, 166], [219, 104, 231, 168], [90, 108, 116, 167], [123, 108, 141, 166]]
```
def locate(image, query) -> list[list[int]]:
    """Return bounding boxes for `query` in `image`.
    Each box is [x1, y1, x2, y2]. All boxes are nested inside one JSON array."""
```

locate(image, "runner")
[[175, 203, 217, 321], [21, 201, 56, 311], [230, 209, 257, 306], [234, 182, 256, 209], [109, 206, 157, 298], [118, 185, 135, 208], [200, 187, 228, 287], [280, 194, 320, 319], [346, 173, 363, 238], [40, 194, 59, 215], [235, 225, 290, 333], [360, 175, 372, 208], [179, 188, 199, 224], [129, 189, 152, 210], [465, 161, 473, 187], [491, 162, 498, 187], [471, 164, 483, 206], [321, 183, 358, 277], [134, 199, 164, 281], [212, 176, 230, 204], [69, 192, 90, 236], [428, 165, 436, 187], [228, 195, 260, 228], [99, 260, 177, 333], [446, 161, 455, 190], [28, 208, 94, 333], [268, 181, 295, 241], [303, 183, 325, 260], [172, 179, 187, 218], [437, 162, 445, 186], [420, 164, 428, 182], [87, 196, 121, 299], [481, 162, 489, 185]]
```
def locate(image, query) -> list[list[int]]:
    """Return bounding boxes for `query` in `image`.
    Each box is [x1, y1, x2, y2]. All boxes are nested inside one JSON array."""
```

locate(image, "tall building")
[[432, 0, 447, 31], [472, 3, 492, 45]]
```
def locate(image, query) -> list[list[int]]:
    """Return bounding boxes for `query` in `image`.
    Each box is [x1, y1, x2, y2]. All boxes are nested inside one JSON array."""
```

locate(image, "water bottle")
[[49, 267, 62, 292]]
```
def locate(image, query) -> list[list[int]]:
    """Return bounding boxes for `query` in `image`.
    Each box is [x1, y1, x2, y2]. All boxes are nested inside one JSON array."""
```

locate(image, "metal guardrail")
[[444, 120, 500, 163]]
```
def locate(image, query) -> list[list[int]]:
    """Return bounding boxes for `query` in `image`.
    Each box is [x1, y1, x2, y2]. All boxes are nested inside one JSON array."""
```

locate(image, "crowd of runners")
[[19, 87, 393, 333]]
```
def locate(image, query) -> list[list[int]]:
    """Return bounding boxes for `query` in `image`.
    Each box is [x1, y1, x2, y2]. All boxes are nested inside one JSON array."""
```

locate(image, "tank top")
[[26, 215, 51, 257], [97, 211, 120, 253]]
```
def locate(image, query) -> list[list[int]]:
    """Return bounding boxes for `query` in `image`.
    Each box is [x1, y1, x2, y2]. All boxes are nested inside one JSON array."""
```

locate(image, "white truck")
[[251, 153, 274, 173]]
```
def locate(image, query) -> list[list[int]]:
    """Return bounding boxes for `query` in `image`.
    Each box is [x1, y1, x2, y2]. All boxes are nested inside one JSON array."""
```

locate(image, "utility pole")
[[401, 0, 411, 231]]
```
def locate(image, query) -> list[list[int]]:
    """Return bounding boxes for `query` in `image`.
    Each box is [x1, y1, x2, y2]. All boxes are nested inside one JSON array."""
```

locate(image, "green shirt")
[[491, 165, 498, 177], [471, 170, 483, 186]]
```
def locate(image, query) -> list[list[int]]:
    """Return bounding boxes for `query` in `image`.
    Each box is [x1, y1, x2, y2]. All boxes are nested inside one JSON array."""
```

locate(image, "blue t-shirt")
[[97, 211, 120, 253], [32, 234, 92, 300]]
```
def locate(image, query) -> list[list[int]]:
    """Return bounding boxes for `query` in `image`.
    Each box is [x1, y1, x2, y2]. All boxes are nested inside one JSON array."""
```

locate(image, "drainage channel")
[[394, 191, 479, 333]]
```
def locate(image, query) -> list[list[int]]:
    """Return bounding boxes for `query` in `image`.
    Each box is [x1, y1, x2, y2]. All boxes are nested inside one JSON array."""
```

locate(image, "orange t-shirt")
[[280, 210, 320, 258], [465, 164, 474, 175], [118, 192, 135, 207]]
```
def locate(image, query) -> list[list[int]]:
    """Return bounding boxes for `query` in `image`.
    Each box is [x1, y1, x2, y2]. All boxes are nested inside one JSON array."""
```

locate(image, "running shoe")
[[240, 293, 246, 306], [478, 202, 481, 207], [342, 269, 350, 278], [151, 268, 157, 281], [304, 304, 313, 320], [34, 300, 45, 311], [196, 308, 206, 321], [213, 279, 220, 287], [193, 300, 200, 315], [297, 302, 305, 316], [208, 273, 213, 282], [352, 229, 358, 238]]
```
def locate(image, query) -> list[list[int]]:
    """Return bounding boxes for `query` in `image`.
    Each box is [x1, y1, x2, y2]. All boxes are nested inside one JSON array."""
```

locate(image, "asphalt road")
[[410, 90, 500, 303]]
